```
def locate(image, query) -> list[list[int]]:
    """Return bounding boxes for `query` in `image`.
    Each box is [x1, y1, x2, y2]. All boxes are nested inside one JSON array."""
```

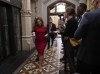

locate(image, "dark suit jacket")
[[47, 23, 56, 32], [47, 23, 56, 36], [74, 8, 100, 65]]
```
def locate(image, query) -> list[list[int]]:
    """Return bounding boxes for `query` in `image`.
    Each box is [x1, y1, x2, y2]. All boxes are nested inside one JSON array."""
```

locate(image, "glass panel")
[[50, 7, 56, 13], [61, 16, 64, 20], [3, 8, 10, 56], [50, 15, 60, 28], [0, 6, 10, 58], [0, 11, 3, 61], [13, 7, 21, 51], [56, 3, 66, 13]]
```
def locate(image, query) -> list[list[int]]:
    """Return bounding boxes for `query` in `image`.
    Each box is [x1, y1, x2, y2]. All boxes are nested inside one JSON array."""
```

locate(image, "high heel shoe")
[[39, 68, 42, 72], [39, 68, 43, 74]]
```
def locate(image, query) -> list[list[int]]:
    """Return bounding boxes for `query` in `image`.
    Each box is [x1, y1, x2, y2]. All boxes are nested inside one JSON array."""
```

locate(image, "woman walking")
[[33, 17, 47, 72]]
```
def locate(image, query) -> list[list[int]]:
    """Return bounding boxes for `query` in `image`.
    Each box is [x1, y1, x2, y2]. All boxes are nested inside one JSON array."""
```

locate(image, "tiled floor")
[[14, 35, 64, 74]]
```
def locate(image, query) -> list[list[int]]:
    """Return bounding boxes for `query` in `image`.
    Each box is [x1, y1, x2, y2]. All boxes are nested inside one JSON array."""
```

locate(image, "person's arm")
[[52, 23, 57, 33], [74, 13, 89, 40], [63, 19, 74, 40], [45, 27, 48, 37], [64, 21, 72, 36], [64, 19, 78, 37], [53, 23, 56, 31], [32, 27, 36, 42]]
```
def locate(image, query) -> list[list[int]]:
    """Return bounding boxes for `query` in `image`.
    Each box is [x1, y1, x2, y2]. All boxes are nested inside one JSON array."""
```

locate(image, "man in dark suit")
[[77, 3, 87, 24], [47, 18, 56, 49], [74, 0, 100, 73], [74, 3, 87, 63]]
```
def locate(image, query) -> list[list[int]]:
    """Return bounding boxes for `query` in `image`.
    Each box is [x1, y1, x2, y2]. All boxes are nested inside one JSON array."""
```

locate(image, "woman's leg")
[[39, 55, 43, 70], [38, 48, 45, 71], [38, 42, 46, 72]]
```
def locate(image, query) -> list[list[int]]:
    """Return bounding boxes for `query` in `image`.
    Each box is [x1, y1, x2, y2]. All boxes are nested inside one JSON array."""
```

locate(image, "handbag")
[[69, 38, 82, 47]]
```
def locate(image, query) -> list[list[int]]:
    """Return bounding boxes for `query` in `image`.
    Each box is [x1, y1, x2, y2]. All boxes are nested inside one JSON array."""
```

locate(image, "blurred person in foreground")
[[77, 3, 87, 24], [74, 0, 100, 73], [63, 7, 78, 73]]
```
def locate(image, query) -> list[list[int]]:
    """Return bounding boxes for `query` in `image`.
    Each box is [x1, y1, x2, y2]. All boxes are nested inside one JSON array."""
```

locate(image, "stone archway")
[[47, 0, 75, 27], [41, 0, 78, 26]]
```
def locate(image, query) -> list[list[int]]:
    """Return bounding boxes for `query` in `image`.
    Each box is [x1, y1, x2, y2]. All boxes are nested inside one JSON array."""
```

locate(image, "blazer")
[[47, 23, 56, 32], [74, 8, 100, 65], [47, 23, 56, 37]]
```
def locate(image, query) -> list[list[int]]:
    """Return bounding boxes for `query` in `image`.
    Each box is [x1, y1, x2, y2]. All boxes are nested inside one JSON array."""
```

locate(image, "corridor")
[[14, 35, 65, 74], [1, 0, 98, 74]]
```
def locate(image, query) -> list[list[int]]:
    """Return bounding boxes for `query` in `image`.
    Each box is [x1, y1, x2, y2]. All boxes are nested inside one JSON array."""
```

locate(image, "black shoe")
[[35, 55, 39, 61], [60, 51, 64, 54], [60, 58, 64, 62], [47, 46, 50, 49], [51, 44, 53, 47]]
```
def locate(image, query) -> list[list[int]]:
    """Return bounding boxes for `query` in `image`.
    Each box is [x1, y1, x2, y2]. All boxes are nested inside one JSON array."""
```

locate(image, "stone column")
[[79, 0, 87, 4], [21, 0, 34, 51], [87, 0, 90, 10], [87, 0, 93, 10]]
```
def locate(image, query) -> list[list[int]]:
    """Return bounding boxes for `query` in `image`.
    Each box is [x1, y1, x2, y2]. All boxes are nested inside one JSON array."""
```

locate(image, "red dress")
[[34, 27, 47, 55]]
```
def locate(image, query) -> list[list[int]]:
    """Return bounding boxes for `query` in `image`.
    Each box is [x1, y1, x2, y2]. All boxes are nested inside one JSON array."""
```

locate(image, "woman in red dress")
[[33, 17, 47, 71]]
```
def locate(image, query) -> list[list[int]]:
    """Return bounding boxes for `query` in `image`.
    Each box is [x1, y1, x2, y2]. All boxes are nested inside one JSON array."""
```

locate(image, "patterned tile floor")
[[14, 36, 64, 74]]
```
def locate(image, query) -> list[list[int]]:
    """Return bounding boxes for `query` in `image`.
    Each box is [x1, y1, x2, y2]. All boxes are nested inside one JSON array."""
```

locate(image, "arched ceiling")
[[43, 0, 80, 4]]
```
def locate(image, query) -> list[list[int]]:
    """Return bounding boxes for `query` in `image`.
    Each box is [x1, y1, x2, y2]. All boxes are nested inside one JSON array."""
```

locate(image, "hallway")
[[14, 35, 65, 74], [0, 0, 95, 74]]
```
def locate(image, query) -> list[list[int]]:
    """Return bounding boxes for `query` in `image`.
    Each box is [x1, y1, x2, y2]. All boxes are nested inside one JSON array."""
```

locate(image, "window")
[[49, 2, 67, 13], [56, 3, 66, 12], [50, 7, 56, 13]]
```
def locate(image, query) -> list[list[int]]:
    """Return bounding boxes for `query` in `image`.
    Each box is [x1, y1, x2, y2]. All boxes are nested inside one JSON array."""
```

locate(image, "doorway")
[[0, 6, 10, 62], [47, 1, 75, 28], [50, 15, 60, 28]]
